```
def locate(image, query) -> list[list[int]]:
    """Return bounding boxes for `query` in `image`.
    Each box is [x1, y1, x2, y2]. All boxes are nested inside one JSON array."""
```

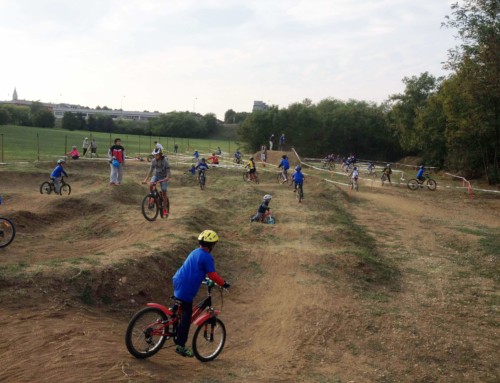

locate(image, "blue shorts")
[[151, 176, 168, 192]]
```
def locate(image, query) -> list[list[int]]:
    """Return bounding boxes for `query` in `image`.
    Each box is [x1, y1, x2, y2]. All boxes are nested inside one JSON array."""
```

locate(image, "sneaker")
[[176, 345, 194, 358], [162, 208, 168, 217], [149, 197, 155, 204]]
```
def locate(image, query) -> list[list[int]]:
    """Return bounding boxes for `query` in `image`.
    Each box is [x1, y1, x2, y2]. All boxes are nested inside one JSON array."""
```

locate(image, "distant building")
[[252, 100, 269, 112], [0, 89, 160, 121]]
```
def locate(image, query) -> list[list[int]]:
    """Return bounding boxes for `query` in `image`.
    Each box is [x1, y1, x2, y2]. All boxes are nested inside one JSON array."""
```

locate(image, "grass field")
[[0, 125, 240, 162]]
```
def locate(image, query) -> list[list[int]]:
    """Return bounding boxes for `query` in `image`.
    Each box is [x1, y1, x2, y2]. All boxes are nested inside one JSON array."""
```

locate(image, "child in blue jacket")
[[50, 159, 68, 194]]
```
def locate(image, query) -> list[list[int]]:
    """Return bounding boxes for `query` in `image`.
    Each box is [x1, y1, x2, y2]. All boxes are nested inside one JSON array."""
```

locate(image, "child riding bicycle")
[[245, 157, 257, 182], [195, 158, 210, 182], [172, 230, 230, 357], [250, 194, 272, 222], [381, 164, 392, 186], [292, 166, 305, 193], [142, 148, 171, 217], [416, 165, 425, 181], [50, 159, 68, 194], [278, 155, 290, 182]]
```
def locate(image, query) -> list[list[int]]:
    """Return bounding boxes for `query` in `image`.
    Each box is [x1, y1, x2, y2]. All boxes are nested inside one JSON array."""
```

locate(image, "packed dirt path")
[[0, 159, 499, 382]]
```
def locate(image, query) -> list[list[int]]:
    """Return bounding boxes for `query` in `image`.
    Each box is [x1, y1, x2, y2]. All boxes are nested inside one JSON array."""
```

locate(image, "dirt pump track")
[[0, 155, 499, 383]]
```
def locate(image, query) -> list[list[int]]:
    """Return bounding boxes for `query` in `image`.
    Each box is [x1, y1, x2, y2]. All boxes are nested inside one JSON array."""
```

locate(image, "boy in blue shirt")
[[416, 165, 425, 181], [173, 230, 230, 357], [195, 158, 209, 182], [278, 155, 290, 182], [193, 149, 199, 161], [50, 159, 68, 194], [292, 166, 305, 193]]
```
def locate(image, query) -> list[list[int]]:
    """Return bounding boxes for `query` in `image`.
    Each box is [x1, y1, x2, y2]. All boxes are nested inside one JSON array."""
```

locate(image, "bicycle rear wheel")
[[427, 179, 437, 191], [0, 218, 15, 248], [254, 174, 259, 184], [125, 307, 169, 359], [60, 183, 71, 195], [142, 195, 159, 221], [407, 179, 419, 190], [40, 182, 52, 195], [192, 317, 226, 362]]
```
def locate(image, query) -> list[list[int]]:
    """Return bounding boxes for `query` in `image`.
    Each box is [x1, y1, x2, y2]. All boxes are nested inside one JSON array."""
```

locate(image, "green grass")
[[0, 125, 240, 162]]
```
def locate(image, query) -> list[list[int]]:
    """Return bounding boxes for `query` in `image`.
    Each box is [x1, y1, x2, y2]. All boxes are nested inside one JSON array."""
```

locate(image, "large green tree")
[[443, 0, 500, 182]]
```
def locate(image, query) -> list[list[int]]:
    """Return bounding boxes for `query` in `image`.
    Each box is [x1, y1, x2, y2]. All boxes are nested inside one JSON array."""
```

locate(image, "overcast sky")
[[0, 0, 458, 119]]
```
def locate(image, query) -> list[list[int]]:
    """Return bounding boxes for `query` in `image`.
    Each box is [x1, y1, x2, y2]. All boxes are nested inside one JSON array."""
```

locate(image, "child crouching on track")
[[292, 166, 305, 193], [250, 194, 272, 222]]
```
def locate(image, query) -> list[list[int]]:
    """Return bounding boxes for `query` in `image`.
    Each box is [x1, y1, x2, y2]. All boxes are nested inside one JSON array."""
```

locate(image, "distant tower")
[[12, 88, 18, 101]]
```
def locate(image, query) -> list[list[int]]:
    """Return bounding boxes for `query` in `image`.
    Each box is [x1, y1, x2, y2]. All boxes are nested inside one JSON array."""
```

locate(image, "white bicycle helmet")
[[152, 148, 162, 155], [57, 159, 65, 164], [263, 194, 272, 201]]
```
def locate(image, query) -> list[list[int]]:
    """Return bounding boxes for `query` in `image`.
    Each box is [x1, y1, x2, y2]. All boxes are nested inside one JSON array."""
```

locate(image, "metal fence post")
[[1, 133, 4, 163], [37, 133, 40, 161]]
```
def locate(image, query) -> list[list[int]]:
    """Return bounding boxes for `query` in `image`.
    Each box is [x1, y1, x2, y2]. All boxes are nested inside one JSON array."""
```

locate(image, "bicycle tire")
[[407, 179, 419, 191], [299, 186, 304, 202], [254, 174, 259, 184], [427, 179, 437, 191], [40, 182, 52, 195], [125, 307, 169, 359], [277, 173, 283, 184], [142, 195, 159, 221], [0, 218, 15, 248], [242, 172, 249, 182], [192, 317, 226, 362], [60, 183, 71, 196], [200, 174, 206, 190]]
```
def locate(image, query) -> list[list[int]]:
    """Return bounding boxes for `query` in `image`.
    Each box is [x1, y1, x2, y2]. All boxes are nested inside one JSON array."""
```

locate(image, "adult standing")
[[82, 137, 90, 157], [91, 138, 98, 157], [279, 133, 285, 151], [269, 134, 275, 151], [108, 138, 126, 185], [260, 145, 267, 166], [174, 143, 179, 154]]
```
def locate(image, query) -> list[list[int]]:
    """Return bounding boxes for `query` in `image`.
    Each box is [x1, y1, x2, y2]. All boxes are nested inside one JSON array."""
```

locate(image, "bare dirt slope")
[[0, 159, 498, 383]]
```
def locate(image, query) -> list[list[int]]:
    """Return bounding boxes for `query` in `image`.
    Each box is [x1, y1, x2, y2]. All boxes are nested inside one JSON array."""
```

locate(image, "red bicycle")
[[125, 279, 227, 362]]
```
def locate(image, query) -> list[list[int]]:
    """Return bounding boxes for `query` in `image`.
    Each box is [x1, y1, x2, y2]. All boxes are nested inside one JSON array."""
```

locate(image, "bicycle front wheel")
[[242, 172, 249, 182], [142, 195, 159, 221], [199, 174, 206, 190], [40, 182, 52, 195], [60, 183, 71, 195], [125, 307, 169, 359], [192, 317, 226, 362], [426, 179, 437, 191], [0, 218, 15, 248], [407, 179, 419, 190]]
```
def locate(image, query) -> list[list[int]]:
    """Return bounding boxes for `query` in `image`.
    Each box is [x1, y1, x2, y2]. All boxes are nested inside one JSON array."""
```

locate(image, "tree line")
[[236, 0, 499, 183], [0, 102, 55, 128], [61, 111, 221, 138]]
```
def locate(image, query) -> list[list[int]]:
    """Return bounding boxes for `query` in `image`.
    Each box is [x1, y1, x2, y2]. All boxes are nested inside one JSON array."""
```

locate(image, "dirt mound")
[[254, 149, 301, 168], [8, 210, 53, 229]]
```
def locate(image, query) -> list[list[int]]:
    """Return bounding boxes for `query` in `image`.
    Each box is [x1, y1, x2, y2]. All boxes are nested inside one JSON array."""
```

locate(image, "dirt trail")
[[0, 161, 498, 382]]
